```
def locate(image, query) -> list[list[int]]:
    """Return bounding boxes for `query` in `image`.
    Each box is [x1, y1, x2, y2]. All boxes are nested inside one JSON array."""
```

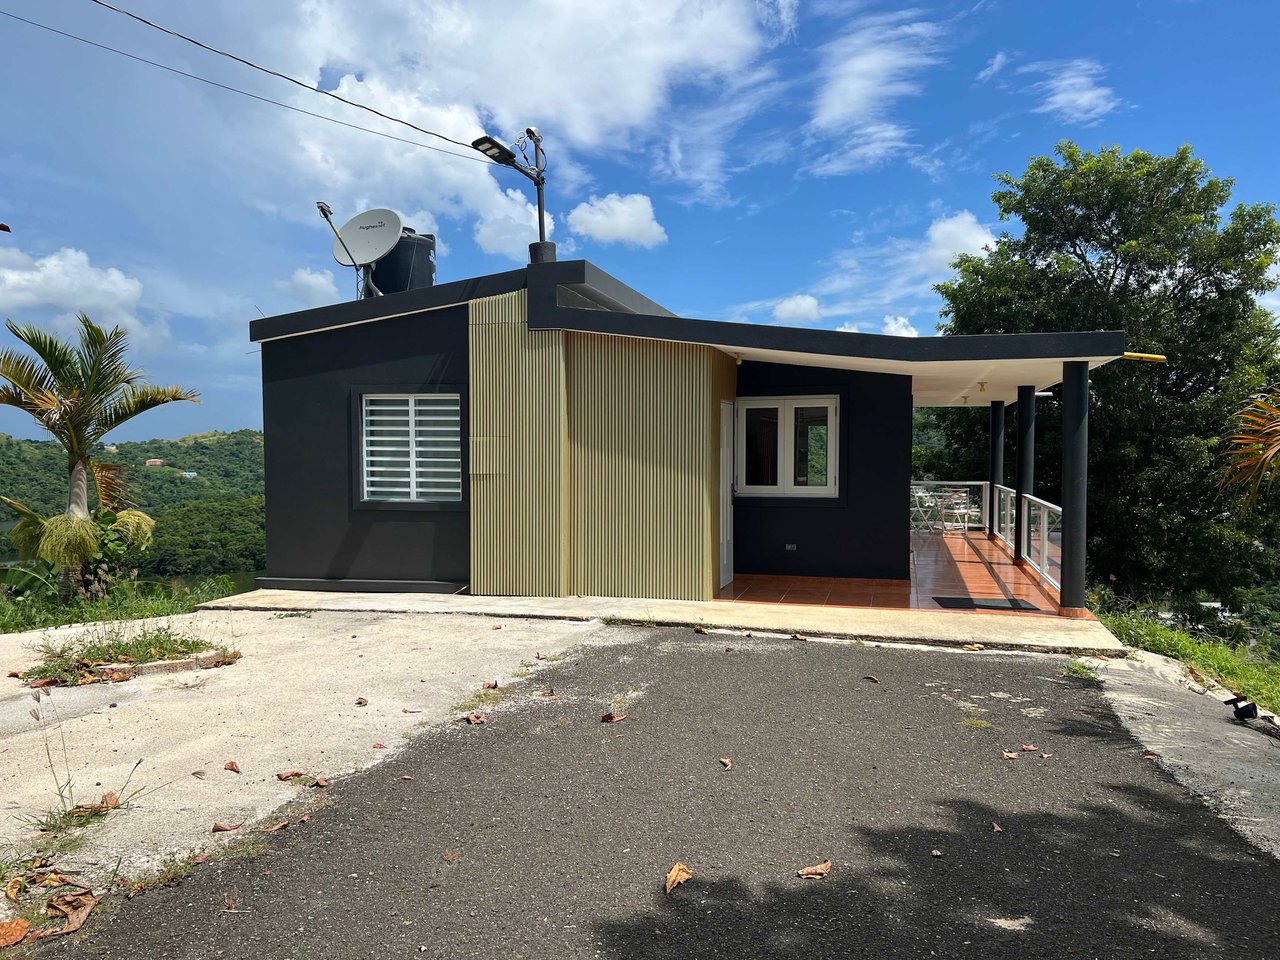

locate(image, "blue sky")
[[1, 0, 1277, 440]]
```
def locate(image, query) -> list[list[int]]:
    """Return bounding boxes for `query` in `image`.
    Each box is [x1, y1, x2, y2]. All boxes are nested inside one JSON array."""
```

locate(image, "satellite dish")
[[332, 208, 402, 267]]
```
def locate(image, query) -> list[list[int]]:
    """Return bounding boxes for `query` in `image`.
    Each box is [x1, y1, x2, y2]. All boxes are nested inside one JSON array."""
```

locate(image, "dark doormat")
[[933, 596, 1040, 612]]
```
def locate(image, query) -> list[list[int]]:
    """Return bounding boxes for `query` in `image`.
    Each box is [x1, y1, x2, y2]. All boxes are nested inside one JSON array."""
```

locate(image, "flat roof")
[[250, 259, 1125, 407]]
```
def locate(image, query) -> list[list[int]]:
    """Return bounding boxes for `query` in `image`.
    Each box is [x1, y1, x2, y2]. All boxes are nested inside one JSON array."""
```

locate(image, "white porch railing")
[[992, 484, 1016, 547], [1020, 494, 1063, 590], [911, 480, 1063, 593]]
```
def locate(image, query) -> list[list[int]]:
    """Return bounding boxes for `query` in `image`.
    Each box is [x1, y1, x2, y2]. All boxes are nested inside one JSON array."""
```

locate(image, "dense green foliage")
[[0, 430, 264, 518], [0, 430, 264, 577], [22, 624, 228, 686], [0, 574, 236, 635], [140, 496, 265, 577], [1101, 612, 1280, 713], [932, 142, 1280, 601]]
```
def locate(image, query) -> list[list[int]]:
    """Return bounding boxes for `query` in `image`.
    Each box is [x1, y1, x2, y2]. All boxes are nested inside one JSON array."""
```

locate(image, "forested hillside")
[[0, 430, 265, 575]]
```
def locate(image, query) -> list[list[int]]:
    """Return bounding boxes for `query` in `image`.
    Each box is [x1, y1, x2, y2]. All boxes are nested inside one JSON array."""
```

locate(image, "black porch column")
[[987, 401, 1005, 533], [1060, 361, 1089, 614], [1013, 385, 1035, 560]]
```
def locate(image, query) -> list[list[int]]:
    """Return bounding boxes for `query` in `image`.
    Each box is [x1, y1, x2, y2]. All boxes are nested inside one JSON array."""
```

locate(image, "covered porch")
[[718, 527, 1068, 616]]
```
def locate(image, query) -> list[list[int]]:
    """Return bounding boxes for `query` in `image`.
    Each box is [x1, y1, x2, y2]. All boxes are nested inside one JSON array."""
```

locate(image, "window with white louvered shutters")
[[361, 394, 462, 502]]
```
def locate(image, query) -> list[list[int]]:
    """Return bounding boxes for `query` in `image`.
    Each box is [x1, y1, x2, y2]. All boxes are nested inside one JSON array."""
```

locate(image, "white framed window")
[[361, 394, 462, 502], [735, 395, 838, 498]]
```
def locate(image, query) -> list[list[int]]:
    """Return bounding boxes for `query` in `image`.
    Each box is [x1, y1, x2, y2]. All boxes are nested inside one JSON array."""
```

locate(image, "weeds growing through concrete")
[[1062, 660, 1103, 686], [21, 622, 236, 686]]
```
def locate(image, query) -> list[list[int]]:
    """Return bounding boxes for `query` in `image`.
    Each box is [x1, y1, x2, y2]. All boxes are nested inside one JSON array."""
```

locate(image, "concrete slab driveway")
[[45, 628, 1280, 959]]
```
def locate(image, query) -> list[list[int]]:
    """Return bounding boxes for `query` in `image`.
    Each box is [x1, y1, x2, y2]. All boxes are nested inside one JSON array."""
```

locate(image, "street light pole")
[[471, 128, 553, 263]]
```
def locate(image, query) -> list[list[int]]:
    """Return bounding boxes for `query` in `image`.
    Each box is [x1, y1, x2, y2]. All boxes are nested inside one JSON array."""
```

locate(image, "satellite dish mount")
[[317, 204, 404, 298]]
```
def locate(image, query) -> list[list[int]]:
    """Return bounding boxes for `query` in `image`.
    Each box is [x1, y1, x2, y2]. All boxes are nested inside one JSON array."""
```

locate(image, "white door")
[[719, 401, 734, 589]]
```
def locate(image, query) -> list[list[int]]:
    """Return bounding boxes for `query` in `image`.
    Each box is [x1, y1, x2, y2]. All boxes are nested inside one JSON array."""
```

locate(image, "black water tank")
[[369, 230, 436, 295]]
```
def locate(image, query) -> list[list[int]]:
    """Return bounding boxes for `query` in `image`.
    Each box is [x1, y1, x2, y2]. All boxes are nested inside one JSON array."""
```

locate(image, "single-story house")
[[249, 258, 1124, 616]]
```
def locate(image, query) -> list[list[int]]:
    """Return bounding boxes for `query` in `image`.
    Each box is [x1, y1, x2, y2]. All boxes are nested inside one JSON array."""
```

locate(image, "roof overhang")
[[248, 259, 1125, 405]]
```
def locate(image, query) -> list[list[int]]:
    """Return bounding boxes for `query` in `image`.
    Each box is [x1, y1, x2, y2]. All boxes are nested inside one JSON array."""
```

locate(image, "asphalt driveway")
[[45, 628, 1280, 959]]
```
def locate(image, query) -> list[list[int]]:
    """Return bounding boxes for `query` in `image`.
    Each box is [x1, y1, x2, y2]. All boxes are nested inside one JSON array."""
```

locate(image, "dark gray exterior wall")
[[260, 304, 470, 587], [733, 362, 912, 580]]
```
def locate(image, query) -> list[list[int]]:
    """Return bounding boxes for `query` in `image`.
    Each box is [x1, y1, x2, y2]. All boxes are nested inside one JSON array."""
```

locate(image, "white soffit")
[[713, 345, 1119, 407]]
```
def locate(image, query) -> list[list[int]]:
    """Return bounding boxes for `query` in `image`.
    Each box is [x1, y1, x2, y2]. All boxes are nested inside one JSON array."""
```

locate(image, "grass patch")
[[1061, 660, 1103, 686], [451, 687, 505, 714], [960, 712, 993, 729], [271, 611, 312, 619], [600, 615, 624, 626], [1101, 612, 1280, 712], [0, 575, 235, 635], [21, 625, 236, 686]]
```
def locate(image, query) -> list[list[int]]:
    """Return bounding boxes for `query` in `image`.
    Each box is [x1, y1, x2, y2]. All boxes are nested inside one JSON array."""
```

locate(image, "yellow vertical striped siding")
[[467, 291, 569, 596], [709, 352, 738, 590], [566, 332, 725, 601]]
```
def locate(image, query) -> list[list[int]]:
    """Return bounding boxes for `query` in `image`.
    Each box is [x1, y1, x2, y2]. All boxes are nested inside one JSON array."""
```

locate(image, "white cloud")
[[976, 51, 1009, 83], [0, 246, 168, 346], [567, 193, 668, 248], [731, 209, 994, 332], [1022, 59, 1121, 124], [881, 314, 919, 337], [278, 267, 339, 307], [809, 13, 943, 173], [772, 294, 822, 323]]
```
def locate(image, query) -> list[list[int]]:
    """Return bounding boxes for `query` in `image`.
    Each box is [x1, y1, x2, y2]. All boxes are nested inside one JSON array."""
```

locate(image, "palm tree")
[[1223, 387, 1280, 507], [0, 314, 197, 587]]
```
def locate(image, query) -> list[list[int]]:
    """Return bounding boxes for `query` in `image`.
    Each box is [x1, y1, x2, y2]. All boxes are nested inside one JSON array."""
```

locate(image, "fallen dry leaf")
[[298, 815, 312, 823], [797, 859, 832, 879], [791, 633, 808, 642], [401, 775, 415, 781], [1020, 744, 1039, 752], [1002, 751, 1020, 760], [224, 761, 241, 774], [601, 711, 627, 723], [462, 713, 485, 726], [372, 742, 388, 749], [664, 861, 692, 894], [535, 651, 549, 661], [962, 643, 985, 651], [719, 757, 732, 770], [1188, 666, 1206, 684], [261, 821, 289, 833], [191, 770, 207, 780], [4, 875, 25, 903], [29, 888, 98, 940], [930, 849, 943, 858], [540, 688, 555, 697], [5, 670, 20, 679], [724, 646, 735, 653], [491, 624, 502, 630], [312, 777, 330, 788], [1040, 752, 1054, 759], [211, 822, 242, 833], [355, 697, 368, 707], [442, 851, 459, 863], [1143, 753, 1158, 761], [0, 917, 30, 948], [402, 708, 421, 714], [192, 855, 210, 864], [992, 821, 1003, 833], [862, 675, 880, 684], [276, 770, 305, 781], [693, 625, 707, 635], [30, 677, 60, 688], [482, 680, 499, 690]]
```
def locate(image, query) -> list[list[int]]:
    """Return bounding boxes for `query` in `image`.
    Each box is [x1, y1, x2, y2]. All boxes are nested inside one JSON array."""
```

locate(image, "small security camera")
[[525, 126, 542, 143]]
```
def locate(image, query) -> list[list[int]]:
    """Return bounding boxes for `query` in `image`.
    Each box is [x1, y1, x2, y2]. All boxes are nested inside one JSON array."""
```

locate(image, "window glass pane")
[[793, 405, 829, 487], [744, 406, 779, 487]]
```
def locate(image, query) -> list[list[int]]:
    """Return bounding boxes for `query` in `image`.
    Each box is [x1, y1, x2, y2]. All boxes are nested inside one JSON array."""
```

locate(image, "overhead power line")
[[88, 0, 481, 153], [0, 10, 493, 165]]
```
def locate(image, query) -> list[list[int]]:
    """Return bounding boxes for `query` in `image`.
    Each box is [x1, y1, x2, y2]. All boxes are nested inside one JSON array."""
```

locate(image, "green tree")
[[0, 314, 197, 587], [934, 142, 1280, 599]]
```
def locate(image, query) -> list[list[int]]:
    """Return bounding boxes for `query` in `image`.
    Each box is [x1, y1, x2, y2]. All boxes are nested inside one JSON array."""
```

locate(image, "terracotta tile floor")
[[716, 532, 1063, 616]]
